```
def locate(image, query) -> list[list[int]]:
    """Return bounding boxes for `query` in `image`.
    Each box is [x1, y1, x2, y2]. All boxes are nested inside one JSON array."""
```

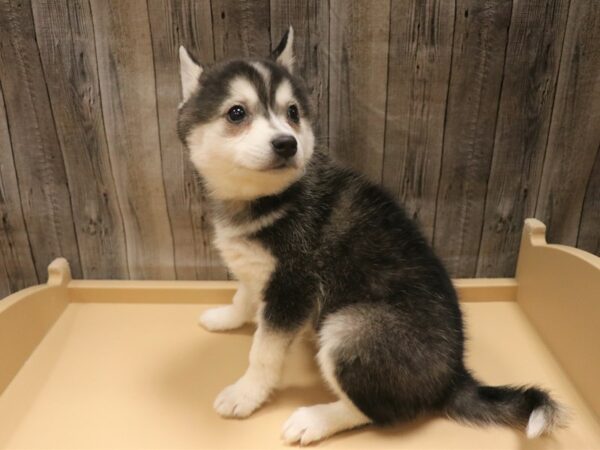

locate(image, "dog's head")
[[177, 28, 315, 200]]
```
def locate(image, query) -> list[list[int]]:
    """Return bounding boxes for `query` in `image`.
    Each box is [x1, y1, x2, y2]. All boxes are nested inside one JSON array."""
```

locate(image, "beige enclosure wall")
[[0, 0, 599, 296]]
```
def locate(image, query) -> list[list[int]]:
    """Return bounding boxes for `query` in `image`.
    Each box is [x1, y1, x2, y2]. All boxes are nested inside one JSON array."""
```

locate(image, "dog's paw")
[[214, 378, 269, 418], [282, 406, 332, 445], [282, 402, 370, 445], [198, 306, 246, 331]]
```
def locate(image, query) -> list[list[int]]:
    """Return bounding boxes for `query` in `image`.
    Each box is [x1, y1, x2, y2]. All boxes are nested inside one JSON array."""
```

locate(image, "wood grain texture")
[[1, 0, 599, 294], [381, 0, 455, 242], [535, 1, 600, 247], [0, 260, 8, 298], [211, 0, 271, 59], [0, 0, 82, 280], [476, 0, 570, 277], [147, 0, 227, 280], [270, 0, 329, 141], [0, 85, 38, 297], [89, 0, 175, 279], [577, 144, 600, 255], [432, 0, 512, 277], [31, 0, 129, 279], [329, 0, 391, 183]]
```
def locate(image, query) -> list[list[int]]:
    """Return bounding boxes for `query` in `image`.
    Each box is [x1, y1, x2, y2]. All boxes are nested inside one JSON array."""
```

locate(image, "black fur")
[[271, 29, 290, 61], [444, 373, 560, 429]]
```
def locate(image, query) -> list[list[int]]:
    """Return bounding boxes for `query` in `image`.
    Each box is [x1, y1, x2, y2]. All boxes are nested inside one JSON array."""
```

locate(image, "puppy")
[[177, 27, 563, 445]]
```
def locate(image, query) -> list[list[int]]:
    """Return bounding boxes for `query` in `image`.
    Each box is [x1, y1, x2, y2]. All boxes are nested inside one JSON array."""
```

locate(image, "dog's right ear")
[[179, 46, 203, 103], [271, 26, 294, 72]]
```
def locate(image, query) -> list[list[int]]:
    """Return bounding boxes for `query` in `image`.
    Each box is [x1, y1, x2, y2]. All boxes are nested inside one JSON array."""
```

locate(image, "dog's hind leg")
[[281, 310, 373, 445], [281, 340, 372, 445], [199, 283, 257, 331]]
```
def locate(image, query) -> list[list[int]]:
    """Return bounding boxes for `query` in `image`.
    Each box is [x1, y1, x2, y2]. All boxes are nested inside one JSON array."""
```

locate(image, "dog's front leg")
[[199, 283, 257, 331], [213, 316, 294, 418]]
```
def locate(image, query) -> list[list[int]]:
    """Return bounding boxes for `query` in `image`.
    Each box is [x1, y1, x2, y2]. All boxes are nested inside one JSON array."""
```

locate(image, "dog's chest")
[[214, 224, 277, 294]]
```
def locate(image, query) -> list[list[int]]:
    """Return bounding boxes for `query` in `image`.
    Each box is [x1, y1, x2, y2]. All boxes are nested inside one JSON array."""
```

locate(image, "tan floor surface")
[[0, 301, 599, 450]]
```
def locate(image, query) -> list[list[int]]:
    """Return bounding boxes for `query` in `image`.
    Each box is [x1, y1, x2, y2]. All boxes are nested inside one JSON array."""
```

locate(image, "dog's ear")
[[179, 46, 203, 103], [271, 26, 294, 72]]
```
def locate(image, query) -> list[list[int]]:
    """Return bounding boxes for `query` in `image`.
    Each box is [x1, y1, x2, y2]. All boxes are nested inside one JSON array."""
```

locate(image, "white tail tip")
[[526, 403, 568, 439], [526, 407, 547, 438]]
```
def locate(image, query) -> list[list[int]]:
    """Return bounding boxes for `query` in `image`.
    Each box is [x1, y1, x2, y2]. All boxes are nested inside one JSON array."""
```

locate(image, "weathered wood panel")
[[211, 0, 271, 60], [147, 0, 227, 280], [328, 0, 391, 183], [89, 0, 175, 279], [0, 258, 8, 298], [0, 0, 82, 280], [577, 144, 600, 255], [0, 85, 38, 297], [535, 1, 600, 247], [432, 0, 512, 277], [270, 0, 329, 141], [1, 0, 599, 294], [381, 0, 455, 242], [476, 0, 570, 277], [31, 0, 129, 279]]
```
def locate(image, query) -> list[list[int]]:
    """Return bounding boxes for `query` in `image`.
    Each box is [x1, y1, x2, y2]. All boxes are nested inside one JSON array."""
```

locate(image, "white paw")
[[213, 378, 269, 418], [198, 305, 246, 331], [282, 406, 332, 446]]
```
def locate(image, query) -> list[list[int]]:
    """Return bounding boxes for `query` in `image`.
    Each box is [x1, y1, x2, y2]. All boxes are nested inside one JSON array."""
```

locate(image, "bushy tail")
[[444, 372, 566, 438]]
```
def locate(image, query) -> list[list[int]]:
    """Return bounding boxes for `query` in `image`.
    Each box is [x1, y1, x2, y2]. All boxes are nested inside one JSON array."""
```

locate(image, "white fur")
[[199, 305, 245, 331], [276, 26, 295, 72], [214, 322, 292, 418], [251, 62, 271, 90], [232, 116, 287, 169], [270, 111, 294, 136], [282, 401, 370, 445], [200, 218, 282, 332], [179, 46, 202, 103], [274, 79, 294, 107], [298, 119, 315, 164], [214, 226, 276, 290], [199, 284, 256, 331], [526, 407, 548, 438], [187, 122, 303, 200], [316, 310, 364, 399], [216, 208, 288, 239], [201, 219, 275, 321], [228, 76, 260, 108]]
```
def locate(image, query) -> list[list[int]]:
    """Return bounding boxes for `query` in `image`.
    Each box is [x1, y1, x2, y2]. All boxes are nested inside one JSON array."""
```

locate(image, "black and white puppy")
[[177, 28, 563, 445]]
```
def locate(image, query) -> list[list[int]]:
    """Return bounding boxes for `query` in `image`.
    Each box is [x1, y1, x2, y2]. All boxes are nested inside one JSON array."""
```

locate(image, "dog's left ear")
[[271, 26, 294, 72], [179, 45, 203, 103]]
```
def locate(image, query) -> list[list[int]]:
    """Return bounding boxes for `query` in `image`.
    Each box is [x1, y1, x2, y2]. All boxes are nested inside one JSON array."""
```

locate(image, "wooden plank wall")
[[0, 0, 598, 296]]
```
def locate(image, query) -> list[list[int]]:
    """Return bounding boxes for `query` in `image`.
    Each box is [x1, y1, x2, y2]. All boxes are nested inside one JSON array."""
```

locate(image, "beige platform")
[[1, 219, 599, 449]]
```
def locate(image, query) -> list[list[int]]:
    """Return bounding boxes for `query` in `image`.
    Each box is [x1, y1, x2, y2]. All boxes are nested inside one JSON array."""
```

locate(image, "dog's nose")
[[271, 135, 297, 159]]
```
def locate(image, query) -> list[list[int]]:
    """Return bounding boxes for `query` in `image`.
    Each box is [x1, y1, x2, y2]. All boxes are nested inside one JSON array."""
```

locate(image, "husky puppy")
[[177, 28, 563, 445]]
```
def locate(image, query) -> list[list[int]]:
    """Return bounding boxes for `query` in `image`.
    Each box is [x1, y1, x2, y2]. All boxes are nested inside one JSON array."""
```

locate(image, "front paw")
[[214, 378, 270, 418], [199, 305, 246, 331]]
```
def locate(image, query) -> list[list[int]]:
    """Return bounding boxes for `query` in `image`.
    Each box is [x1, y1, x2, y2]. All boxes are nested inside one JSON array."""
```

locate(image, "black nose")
[[271, 135, 297, 159]]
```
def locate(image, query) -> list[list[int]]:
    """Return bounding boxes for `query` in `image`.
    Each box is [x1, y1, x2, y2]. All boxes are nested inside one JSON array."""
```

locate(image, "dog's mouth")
[[260, 159, 298, 172]]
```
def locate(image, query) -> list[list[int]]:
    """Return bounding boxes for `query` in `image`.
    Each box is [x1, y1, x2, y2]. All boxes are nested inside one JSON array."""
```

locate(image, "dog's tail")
[[444, 372, 566, 438]]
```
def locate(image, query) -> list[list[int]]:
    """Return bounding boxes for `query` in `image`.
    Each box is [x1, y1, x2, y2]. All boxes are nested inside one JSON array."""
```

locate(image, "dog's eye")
[[227, 105, 246, 123], [287, 104, 300, 123]]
